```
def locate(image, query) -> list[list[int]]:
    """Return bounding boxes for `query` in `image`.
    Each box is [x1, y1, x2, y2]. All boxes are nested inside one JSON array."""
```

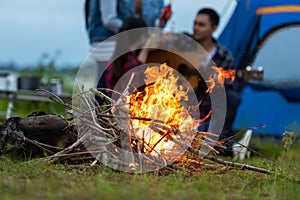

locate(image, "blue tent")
[[219, 0, 300, 70], [219, 0, 300, 135]]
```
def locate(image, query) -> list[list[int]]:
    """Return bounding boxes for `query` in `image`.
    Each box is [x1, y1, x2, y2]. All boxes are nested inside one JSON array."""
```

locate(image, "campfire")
[[0, 63, 270, 174], [42, 63, 242, 172]]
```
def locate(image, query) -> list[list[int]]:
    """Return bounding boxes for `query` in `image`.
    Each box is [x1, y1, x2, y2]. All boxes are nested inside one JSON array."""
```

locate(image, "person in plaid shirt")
[[98, 17, 149, 98], [105, 51, 145, 94], [190, 8, 241, 156]]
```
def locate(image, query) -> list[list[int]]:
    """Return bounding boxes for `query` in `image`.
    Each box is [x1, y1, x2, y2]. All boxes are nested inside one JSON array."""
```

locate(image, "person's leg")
[[197, 95, 211, 132], [95, 63, 108, 107], [223, 89, 241, 134], [218, 89, 241, 156]]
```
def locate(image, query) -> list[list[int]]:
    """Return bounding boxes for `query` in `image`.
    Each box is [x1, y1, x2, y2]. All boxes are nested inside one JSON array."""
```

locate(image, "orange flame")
[[212, 66, 235, 84], [128, 63, 198, 157], [206, 76, 215, 93]]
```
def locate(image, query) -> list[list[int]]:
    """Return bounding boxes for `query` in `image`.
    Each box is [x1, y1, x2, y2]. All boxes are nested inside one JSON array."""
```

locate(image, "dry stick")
[[45, 134, 88, 163], [149, 122, 209, 156], [91, 87, 134, 105], [75, 99, 124, 137], [156, 124, 226, 154], [177, 130, 222, 153], [99, 114, 165, 124], [118, 126, 161, 164], [41, 88, 108, 119], [168, 163, 187, 172], [139, 151, 168, 170], [133, 142, 168, 172], [179, 157, 223, 169], [103, 117, 119, 139], [41, 88, 165, 125], [46, 92, 85, 113], [36, 89, 67, 104], [141, 130, 145, 153], [14, 131, 56, 154], [91, 153, 101, 166], [132, 134, 159, 155], [46, 150, 102, 160], [114, 73, 136, 169], [90, 88, 127, 117], [29, 140, 64, 150], [235, 142, 276, 162], [90, 88, 115, 104], [90, 88, 115, 115], [78, 117, 115, 140], [80, 85, 113, 136], [137, 141, 143, 171], [147, 128, 171, 153], [153, 122, 222, 152], [38, 89, 89, 119], [198, 131, 219, 137], [204, 155, 273, 175]]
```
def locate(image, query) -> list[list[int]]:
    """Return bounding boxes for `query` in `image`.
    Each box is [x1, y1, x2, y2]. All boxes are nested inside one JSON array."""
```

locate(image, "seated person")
[[96, 17, 150, 103]]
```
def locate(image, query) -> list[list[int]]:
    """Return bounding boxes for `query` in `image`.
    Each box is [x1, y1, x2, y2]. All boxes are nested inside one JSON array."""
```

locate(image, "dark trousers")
[[198, 89, 241, 156], [95, 61, 109, 107]]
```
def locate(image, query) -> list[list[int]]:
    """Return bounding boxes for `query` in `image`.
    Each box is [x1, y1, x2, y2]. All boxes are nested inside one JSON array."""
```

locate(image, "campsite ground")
[[1, 138, 300, 200]]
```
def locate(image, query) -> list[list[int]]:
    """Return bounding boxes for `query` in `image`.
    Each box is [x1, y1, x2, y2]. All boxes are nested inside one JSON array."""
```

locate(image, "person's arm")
[[138, 49, 150, 64], [100, 0, 122, 33], [137, 34, 159, 64]]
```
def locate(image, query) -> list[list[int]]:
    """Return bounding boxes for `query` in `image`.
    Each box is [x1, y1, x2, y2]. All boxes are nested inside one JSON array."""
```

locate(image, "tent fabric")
[[232, 85, 300, 136], [219, 0, 300, 68], [248, 83, 300, 103], [218, 0, 300, 102]]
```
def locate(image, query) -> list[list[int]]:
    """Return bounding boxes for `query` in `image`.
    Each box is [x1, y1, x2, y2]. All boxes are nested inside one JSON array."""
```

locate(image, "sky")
[[0, 0, 89, 67], [0, 0, 236, 68]]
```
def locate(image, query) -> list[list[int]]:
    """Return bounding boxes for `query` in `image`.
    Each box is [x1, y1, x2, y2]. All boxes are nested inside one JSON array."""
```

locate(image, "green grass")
[[1, 141, 300, 200]]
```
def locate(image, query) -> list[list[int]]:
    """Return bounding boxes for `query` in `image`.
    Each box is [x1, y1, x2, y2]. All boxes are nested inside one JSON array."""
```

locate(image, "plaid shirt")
[[210, 40, 236, 90], [198, 40, 235, 117], [105, 52, 144, 93], [211, 41, 234, 70], [179, 33, 234, 70]]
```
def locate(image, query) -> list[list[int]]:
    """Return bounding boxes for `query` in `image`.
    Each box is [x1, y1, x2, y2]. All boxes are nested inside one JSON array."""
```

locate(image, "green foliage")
[[282, 130, 295, 152], [274, 130, 298, 180]]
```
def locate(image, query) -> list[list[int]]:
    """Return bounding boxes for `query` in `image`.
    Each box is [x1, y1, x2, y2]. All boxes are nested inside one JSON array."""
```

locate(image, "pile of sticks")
[[40, 81, 273, 175], [42, 80, 216, 171]]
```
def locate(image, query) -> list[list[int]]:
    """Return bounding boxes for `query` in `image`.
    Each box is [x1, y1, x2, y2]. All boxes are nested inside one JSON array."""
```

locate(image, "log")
[[19, 114, 69, 144], [0, 113, 77, 156]]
